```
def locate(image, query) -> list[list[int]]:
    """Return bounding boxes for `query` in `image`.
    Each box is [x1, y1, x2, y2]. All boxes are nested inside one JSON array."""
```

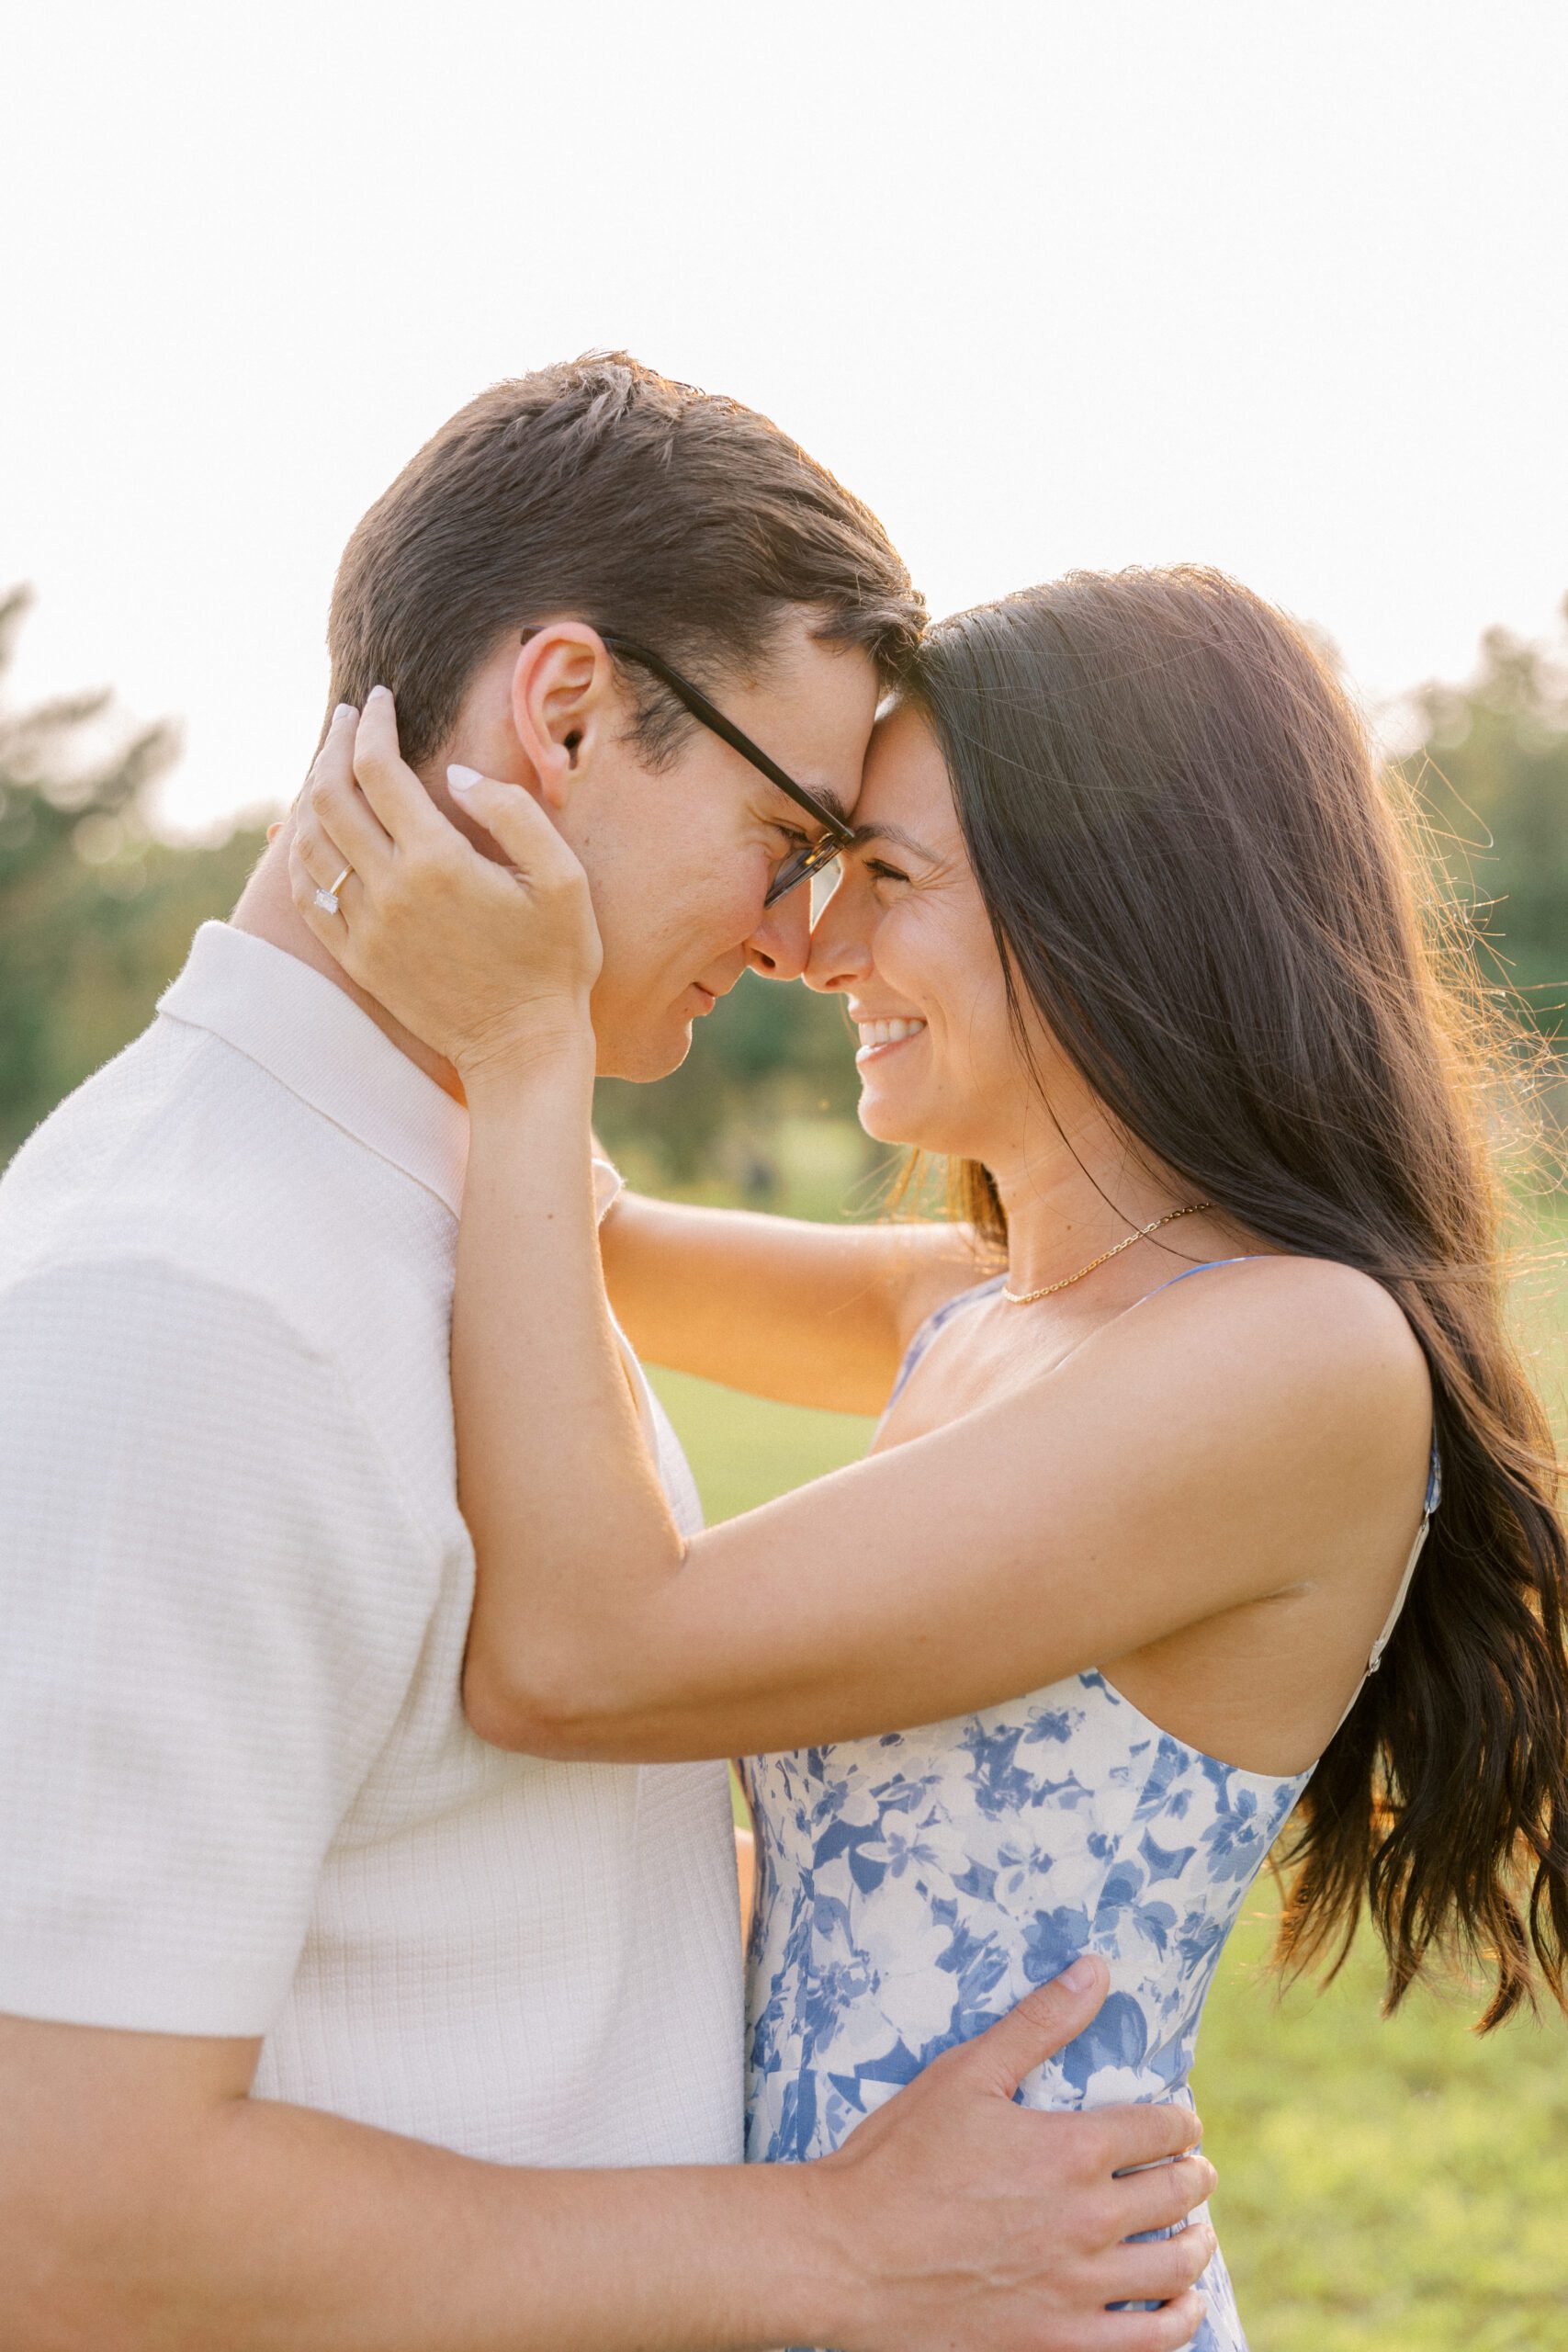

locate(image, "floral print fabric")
[[742, 1665, 1310, 2350]]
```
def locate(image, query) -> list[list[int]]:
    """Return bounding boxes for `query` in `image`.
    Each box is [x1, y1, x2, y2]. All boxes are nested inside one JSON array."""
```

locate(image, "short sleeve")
[[0, 1260, 439, 2036]]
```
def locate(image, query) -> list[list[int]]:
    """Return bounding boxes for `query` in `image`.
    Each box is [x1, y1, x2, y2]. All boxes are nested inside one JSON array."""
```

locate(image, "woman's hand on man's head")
[[290, 690, 603, 1086]]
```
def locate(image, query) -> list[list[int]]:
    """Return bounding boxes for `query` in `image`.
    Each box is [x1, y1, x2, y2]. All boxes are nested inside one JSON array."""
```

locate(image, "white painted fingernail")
[[367, 683, 389, 703], [447, 763, 481, 792], [333, 701, 357, 722]]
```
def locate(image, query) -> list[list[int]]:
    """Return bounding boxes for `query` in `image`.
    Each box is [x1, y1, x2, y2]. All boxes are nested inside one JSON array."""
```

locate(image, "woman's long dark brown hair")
[[904, 568, 1568, 2027]]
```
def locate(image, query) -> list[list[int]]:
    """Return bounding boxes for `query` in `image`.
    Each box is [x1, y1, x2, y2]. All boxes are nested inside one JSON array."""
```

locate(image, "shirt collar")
[[157, 922, 625, 1227], [158, 922, 470, 1216]]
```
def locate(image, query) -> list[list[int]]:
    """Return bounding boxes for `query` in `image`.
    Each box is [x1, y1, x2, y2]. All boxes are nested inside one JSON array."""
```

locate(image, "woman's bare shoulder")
[[1166, 1251, 1428, 1378], [1098, 1251, 1435, 1506]]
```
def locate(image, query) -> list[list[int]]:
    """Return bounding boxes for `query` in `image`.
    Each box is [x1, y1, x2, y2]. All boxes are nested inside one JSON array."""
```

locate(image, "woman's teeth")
[[856, 1018, 927, 1052]]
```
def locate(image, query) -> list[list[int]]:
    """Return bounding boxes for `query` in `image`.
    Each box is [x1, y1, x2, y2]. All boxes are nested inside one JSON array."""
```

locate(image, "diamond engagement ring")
[[314, 864, 353, 917]]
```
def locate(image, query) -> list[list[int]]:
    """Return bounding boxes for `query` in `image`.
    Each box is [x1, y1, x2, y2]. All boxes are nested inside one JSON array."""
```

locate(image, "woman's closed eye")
[[865, 857, 911, 888]]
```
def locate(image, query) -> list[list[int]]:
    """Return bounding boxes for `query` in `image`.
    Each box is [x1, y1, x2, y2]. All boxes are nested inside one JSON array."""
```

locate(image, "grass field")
[[648, 1343, 1568, 2352]]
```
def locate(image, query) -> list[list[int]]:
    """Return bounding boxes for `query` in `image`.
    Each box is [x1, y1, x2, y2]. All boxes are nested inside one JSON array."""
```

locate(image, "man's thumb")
[[963, 1955, 1109, 2098]]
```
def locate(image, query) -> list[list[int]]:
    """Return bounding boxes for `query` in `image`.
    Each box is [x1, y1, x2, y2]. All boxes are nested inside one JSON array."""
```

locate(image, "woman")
[[293, 568, 1568, 2352]]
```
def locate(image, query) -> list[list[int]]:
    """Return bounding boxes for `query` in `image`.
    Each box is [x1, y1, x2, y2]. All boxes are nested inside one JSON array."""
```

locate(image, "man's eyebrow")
[[762, 780, 852, 832], [850, 820, 941, 864], [809, 786, 853, 829]]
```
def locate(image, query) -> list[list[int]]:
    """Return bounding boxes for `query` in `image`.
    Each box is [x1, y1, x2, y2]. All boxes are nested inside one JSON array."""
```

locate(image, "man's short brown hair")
[[327, 353, 925, 768]]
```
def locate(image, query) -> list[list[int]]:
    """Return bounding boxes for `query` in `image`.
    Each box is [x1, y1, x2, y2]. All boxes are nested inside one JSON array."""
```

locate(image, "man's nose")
[[744, 881, 813, 982]]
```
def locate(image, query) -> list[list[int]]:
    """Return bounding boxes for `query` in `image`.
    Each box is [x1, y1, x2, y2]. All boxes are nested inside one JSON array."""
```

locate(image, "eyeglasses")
[[522, 626, 855, 906]]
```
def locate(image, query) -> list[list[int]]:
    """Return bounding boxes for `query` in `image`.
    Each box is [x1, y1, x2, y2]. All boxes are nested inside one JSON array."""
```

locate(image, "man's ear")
[[509, 625, 623, 815]]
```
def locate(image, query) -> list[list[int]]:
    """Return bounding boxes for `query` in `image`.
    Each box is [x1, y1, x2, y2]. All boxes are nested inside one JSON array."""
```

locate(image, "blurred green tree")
[[1404, 600, 1568, 1035], [594, 964, 868, 1196], [0, 586, 265, 1163]]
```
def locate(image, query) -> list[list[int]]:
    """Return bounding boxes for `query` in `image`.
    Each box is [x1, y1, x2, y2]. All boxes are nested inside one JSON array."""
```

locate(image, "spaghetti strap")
[[1359, 1432, 1442, 1681], [886, 1255, 1266, 1416], [1040, 1254, 1274, 1377], [883, 1274, 1006, 1414], [1139, 1254, 1269, 1295]]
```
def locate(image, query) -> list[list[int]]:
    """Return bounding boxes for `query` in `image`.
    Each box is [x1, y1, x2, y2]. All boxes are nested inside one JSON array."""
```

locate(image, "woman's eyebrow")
[[851, 820, 941, 864]]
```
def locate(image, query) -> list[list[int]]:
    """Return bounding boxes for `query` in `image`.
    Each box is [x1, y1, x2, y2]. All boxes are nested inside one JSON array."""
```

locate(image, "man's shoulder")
[[2, 1012, 446, 1344], [0, 1245, 329, 1414], [9, 1033, 235, 1302], [0, 1244, 448, 1583], [1, 1016, 464, 1554]]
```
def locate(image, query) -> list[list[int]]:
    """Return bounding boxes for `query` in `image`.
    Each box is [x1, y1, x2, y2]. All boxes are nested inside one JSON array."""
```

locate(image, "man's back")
[[0, 922, 742, 2165]]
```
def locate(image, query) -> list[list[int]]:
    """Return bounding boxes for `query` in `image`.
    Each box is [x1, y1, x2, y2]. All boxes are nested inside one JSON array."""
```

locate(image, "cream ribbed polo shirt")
[[0, 922, 743, 2167]]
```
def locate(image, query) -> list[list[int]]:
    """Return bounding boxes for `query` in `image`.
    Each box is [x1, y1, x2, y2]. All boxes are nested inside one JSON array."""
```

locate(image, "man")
[[0, 356, 1214, 2349]]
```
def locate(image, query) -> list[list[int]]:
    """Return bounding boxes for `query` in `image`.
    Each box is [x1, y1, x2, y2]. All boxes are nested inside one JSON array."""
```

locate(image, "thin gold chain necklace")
[[1001, 1203, 1214, 1306]]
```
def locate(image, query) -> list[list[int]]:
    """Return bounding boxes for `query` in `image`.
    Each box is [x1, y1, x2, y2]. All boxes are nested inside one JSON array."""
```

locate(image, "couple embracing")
[[4, 355, 1567, 2352]]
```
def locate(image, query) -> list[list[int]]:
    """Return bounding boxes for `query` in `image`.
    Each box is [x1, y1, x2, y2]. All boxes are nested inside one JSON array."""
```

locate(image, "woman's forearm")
[[596, 1188, 913, 1412], [455, 1048, 690, 1745], [599, 1186, 987, 1413]]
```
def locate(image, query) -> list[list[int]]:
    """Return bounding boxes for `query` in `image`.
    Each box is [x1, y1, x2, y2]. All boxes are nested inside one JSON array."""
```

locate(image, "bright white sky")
[[6, 0, 1565, 835]]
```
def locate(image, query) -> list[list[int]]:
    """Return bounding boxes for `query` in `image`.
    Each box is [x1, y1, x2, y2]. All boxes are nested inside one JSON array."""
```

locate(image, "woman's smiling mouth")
[[855, 1017, 928, 1064]]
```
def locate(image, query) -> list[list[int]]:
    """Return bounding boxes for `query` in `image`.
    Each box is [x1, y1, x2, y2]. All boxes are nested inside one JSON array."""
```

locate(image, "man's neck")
[[230, 820, 468, 1104]]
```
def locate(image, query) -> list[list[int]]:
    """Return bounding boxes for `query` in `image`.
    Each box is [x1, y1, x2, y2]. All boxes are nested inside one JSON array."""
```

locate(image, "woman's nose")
[[804, 876, 871, 995]]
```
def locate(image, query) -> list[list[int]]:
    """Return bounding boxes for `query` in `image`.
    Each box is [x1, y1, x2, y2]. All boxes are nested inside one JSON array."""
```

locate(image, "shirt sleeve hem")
[[0, 1948, 287, 2041]]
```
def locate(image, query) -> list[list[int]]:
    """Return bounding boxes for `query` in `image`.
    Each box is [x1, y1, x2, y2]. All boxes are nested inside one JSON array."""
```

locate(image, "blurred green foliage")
[[1402, 603, 1568, 1034], [593, 965, 880, 1204], [0, 587, 265, 1163]]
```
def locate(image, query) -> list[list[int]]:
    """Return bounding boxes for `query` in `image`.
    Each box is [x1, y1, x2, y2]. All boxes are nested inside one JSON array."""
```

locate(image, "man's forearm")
[[6, 1968, 1218, 2352], [13, 2093, 846, 2352]]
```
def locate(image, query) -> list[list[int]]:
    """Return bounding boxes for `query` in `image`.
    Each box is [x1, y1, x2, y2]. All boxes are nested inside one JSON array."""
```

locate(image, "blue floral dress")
[[741, 1271, 1438, 2352]]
